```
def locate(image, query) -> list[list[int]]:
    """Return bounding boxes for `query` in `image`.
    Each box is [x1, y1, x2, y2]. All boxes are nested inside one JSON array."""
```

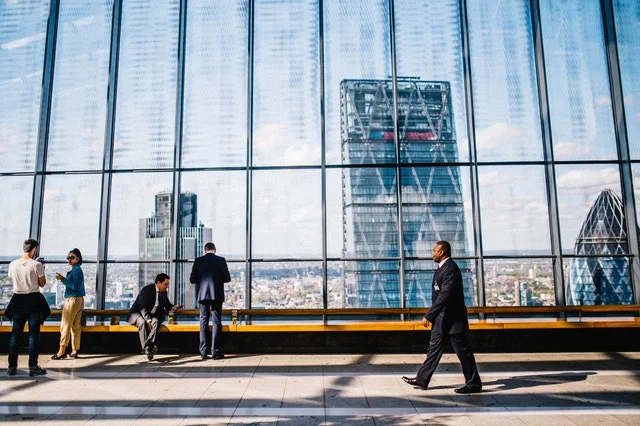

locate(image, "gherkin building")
[[567, 190, 633, 305]]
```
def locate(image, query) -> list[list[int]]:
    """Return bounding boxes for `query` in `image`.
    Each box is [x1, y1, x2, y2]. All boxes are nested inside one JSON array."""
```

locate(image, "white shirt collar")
[[438, 257, 450, 268]]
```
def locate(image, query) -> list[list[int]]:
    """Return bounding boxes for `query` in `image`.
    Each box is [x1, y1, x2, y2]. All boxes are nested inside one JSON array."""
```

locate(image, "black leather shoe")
[[51, 353, 67, 360], [200, 353, 208, 360], [69, 352, 78, 359], [212, 353, 225, 360], [402, 376, 425, 389], [454, 384, 482, 394]]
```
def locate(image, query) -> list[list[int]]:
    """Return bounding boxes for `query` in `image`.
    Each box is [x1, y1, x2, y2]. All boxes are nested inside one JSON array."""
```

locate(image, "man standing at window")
[[128, 273, 181, 361], [190, 242, 231, 360], [6, 239, 50, 376], [402, 240, 482, 393]]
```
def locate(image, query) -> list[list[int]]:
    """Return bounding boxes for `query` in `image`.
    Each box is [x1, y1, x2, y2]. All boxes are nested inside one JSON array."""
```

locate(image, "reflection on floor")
[[1, 352, 639, 425]]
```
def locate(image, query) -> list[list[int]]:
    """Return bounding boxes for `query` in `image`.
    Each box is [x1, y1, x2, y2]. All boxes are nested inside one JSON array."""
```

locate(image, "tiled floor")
[[0, 352, 638, 425]]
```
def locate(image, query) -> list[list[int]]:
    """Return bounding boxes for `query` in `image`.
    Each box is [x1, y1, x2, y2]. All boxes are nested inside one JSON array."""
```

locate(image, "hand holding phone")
[[55, 272, 64, 280]]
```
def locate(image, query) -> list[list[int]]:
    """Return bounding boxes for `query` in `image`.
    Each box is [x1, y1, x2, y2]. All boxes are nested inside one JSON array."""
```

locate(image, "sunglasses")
[[66, 256, 78, 261]]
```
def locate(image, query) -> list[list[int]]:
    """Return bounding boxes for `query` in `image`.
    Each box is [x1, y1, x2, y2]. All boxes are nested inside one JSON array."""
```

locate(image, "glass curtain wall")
[[0, 0, 638, 311]]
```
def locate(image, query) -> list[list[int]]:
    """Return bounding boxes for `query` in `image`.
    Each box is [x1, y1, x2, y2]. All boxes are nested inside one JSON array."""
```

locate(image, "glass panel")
[[253, 0, 320, 166], [327, 167, 399, 259], [251, 261, 322, 309], [478, 166, 551, 255], [47, 0, 113, 171], [252, 170, 321, 259], [40, 174, 102, 261], [394, 0, 469, 161], [633, 164, 640, 225], [556, 165, 625, 254], [327, 260, 399, 308], [178, 261, 245, 309], [564, 256, 632, 305], [324, 0, 393, 165], [105, 262, 169, 307], [179, 171, 246, 259], [406, 259, 477, 308], [108, 172, 174, 260], [43, 263, 97, 309], [0, 1, 49, 172], [182, 0, 248, 167], [0, 176, 33, 258], [466, 0, 543, 161], [540, 0, 617, 161], [112, 0, 179, 169], [484, 258, 555, 307], [613, 0, 640, 159], [402, 166, 474, 258]]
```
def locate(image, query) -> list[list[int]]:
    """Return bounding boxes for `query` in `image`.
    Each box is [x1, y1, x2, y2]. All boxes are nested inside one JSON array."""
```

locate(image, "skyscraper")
[[139, 192, 212, 305], [567, 190, 633, 305], [340, 79, 474, 308]]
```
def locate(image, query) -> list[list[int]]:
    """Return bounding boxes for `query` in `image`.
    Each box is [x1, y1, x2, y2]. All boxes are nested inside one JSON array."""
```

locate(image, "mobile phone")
[[38, 257, 45, 264]]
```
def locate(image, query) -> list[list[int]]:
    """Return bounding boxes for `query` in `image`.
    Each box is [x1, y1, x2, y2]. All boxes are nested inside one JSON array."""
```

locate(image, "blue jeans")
[[8, 312, 41, 368], [199, 300, 223, 356]]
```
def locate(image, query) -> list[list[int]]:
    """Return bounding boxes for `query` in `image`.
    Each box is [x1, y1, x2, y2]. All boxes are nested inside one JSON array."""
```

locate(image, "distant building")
[[340, 79, 474, 308], [139, 192, 212, 306], [567, 190, 633, 305]]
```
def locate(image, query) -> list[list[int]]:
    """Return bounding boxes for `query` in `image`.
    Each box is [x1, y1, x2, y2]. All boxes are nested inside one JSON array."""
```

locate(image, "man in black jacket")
[[128, 273, 181, 360], [402, 241, 482, 393], [190, 242, 231, 360]]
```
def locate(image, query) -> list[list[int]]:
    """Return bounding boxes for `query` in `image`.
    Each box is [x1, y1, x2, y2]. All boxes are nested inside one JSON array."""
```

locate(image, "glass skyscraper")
[[567, 190, 633, 305], [341, 79, 474, 308]]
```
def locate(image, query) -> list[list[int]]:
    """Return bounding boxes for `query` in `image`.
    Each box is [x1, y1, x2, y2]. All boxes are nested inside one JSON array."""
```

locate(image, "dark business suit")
[[190, 253, 231, 357], [128, 284, 175, 351], [415, 258, 481, 389]]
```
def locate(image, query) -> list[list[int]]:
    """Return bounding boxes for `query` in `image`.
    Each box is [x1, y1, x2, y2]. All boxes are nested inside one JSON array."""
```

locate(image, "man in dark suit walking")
[[128, 273, 181, 360], [190, 242, 231, 360], [402, 240, 482, 393]]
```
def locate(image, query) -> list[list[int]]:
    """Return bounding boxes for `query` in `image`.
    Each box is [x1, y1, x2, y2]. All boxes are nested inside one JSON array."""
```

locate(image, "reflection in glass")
[[40, 174, 102, 260], [556, 165, 623, 253], [467, 0, 542, 161], [252, 170, 321, 258], [180, 171, 246, 258], [44, 263, 97, 309], [613, 0, 640, 159], [47, 0, 113, 171], [0, 177, 33, 257], [105, 262, 168, 309], [112, 0, 179, 169], [541, 0, 616, 161], [484, 259, 555, 307], [251, 261, 322, 309], [332, 260, 399, 308], [478, 166, 550, 254], [406, 259, 477, 308], [324, 0, 392, 164], [253, 0, 320, 166], [182, 0, 248, 167], [108, 172, 173, 260], [394, 0, 468, 161], [177, 261, 245, 309], [0, 1, 49, 172]]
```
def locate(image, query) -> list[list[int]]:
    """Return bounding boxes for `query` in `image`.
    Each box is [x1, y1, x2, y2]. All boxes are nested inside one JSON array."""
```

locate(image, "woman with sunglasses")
[[51, 248, 85, 359]]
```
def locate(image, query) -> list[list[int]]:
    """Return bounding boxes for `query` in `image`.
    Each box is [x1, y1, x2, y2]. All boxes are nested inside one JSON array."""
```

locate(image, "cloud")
[[624, 95, 633, 105], [595, 96, 611, 106], [553, 141, 591, 158], [73, 16, 95, 27], [556, 168, 619, 189], [253, 123, 320, 164], [475, 122, 524, 151], [478, 170, 502, 186], [1, 32, 46, 50]]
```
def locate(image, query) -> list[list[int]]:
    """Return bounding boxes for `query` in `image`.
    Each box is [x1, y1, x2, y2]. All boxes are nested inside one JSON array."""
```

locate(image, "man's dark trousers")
[[416, 320, 481, 388], [199, 300, 223, 356], [8, 312, 41, 368], [129, 313, 160, 350]]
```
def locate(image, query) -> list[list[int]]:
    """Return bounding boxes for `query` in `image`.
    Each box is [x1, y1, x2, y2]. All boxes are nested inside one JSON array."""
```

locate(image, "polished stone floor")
[[0, 352, 638, 425]]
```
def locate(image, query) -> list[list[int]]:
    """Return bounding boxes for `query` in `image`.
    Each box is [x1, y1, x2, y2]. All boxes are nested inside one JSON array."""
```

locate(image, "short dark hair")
[[69, 248, 83, 264], [155, 273, 170, 284], [23, 239, 39, 253], [204, 242, 216, 251], [435, 240, 451, 257]]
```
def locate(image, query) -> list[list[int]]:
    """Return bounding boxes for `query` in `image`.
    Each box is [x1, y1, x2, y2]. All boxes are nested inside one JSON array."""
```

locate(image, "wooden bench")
[[1, 305, 638, 332]]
